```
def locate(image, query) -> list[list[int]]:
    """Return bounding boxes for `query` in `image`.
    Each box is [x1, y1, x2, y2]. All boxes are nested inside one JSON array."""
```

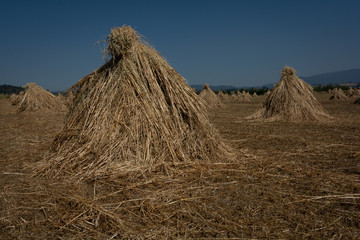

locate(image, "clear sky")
[[0, 0, 359, 91]]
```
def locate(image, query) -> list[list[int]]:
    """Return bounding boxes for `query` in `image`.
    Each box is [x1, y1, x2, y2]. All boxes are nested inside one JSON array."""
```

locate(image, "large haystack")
[[198, 84, 223, 107], [36, 26, 230, 180], [247, 66, 331, 121], [14, 83, 66, 112], [329, 88, 348, 100]]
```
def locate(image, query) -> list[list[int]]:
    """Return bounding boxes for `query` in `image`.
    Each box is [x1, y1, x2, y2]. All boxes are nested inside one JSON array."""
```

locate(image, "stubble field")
[[1, 93, 359, 239]]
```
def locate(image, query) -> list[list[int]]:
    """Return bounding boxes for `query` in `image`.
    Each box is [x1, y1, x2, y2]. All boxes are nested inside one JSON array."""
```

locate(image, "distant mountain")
[[300, 69, 360, 86]]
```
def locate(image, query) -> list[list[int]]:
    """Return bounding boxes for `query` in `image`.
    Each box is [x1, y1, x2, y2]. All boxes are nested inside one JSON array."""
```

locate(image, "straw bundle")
[[329, 88, 348, 100], [347, 87, 354, 97], [14, 83, 66, 112], [9, 91, 24, 105], [253, 92, 258, 97], [236, 90, 251, 102], [353, 88, 360, 97], [247, 66, 331, 121], [217, 90, 230, 102], [36, 25, 230, 180], [198, 84, 223, 107], [264, 90, 271, 97]]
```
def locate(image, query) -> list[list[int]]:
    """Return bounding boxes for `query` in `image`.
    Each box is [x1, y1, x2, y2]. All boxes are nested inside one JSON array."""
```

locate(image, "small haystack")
[[199, 84, 223, 107], [9, 91, 24, 105], [14, 83, 66, 112], [353, 88, 360, 97], [217, 90, 230, 102], [253, 92, 258, 97], [247, 66, 331, 121], [329, 88, 348, 100], [36, 25, 230, 180], [236, 90, 251, 102], [264, 90, 271, 97]]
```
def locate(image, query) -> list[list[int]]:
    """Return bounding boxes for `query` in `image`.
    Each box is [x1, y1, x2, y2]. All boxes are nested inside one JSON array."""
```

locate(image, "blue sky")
[[0, 0, 359, 91]]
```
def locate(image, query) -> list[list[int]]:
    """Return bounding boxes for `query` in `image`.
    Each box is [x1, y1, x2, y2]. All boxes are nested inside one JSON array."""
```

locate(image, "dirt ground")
[[0, 93, 359, 239]]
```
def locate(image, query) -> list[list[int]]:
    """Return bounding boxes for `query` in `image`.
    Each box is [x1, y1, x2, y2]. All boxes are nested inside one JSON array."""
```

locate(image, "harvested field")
[[1, 93, 360, 239]]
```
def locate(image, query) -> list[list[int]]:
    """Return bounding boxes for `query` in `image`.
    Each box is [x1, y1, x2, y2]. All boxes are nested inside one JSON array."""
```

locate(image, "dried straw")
[[353, 88, 360, 97], [347, 87, 354, 97], [14, 83, 66, 112], [247, 66, 331, 121], [217, 90, 230, 102], [329, 88, 348, 101], [198, 84, 223, 107], [264, 90, 271, 97], [9, 91, 23, 105], [35, 25, 231, 180]]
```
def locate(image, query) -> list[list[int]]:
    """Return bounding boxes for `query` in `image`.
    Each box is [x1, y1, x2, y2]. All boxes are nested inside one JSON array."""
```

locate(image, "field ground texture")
[[0, 93, 359, 239]]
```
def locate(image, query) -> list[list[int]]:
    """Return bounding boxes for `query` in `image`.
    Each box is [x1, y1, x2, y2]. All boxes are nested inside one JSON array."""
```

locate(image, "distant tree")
[[0, 84, 24, 94]]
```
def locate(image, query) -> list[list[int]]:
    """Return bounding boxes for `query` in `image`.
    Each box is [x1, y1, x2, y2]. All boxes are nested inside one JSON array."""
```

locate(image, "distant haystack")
[[236, 90, 251, 102], [244, 91, 252, 101], [264, 90, 271, 97], [199, 84, 223, 107], [14, 83, 66, 112], [253, 92, 258, 97], [329, 88, 348, 100], [217, 90, 230, 102], [36, 25, 230, 180], [347, 87, 354, 97], [9, 91, 24, 105], [247, 66, 331, 121]]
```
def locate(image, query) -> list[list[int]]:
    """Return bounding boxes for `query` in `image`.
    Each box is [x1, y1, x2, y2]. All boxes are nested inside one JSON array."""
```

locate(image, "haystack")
[[14, 83, 66, 112], [329, 88, 348, 100], [236, 90, 251, 102], [217, 90, 230, 102], [264, 90, 271, 97], [9, 91, 24, 105], [253, 92, 258, 97], [347, 87, 354, 97], [353, 88, 360, 97], [198, 84, 223, 107], [244, 91, 252, 101], [36, 25, 230, 180], [247, 66, 331, 121]]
